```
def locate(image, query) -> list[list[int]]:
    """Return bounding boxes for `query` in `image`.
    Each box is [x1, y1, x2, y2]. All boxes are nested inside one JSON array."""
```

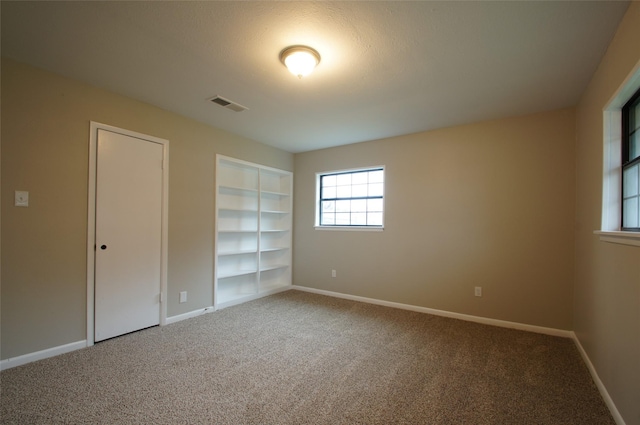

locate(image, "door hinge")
[[159, 292, 163, 303]]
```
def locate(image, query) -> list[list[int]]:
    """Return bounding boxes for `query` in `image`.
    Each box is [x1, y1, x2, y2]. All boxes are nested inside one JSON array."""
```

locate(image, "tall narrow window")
[[317, 167, 384, 228], [622, 87, 640, 231]]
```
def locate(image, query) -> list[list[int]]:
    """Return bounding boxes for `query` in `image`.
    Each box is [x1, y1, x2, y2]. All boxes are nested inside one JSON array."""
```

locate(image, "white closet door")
[[94, 129, 163, 342]]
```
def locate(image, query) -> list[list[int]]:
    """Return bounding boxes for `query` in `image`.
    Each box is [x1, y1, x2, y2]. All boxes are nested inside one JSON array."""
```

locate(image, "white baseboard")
[[1, 288, 624, 425], [292, 286, 629, 421], [292, 286, 573, 338], [1, 306, 220, 370], [166, 306, 215, 325], [166, 287, 294, 324], [0, 340, 87, 371], [571, 332, 626, 425]]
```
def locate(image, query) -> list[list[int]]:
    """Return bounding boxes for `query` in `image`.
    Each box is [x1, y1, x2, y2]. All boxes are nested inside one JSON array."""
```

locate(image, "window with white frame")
[[316, 167, 384, 228], [597, 60, 640, 246], [622, 87, 640, 230]]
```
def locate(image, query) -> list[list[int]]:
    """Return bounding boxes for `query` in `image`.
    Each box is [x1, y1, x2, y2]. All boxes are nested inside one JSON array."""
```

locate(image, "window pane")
[[317, 168, 384, 227], [623, 197, 639, 228], [322, 187, 336, 199], [352, 184, 367, 197], [336, 200, 350, 212], [367, 212, 383, 226], [336, 174, 351, 186], [351, 213, 367, 225], [623, 164, 639, 198], [335, 213, 350, 225], [622, 91, 640, 229], [369, 170, 384, 183], [630, 101, 640, 133], [352, 172, 368, 184], [369, 183, 383, 197], [368, 198, 383, 212], [630, 131, 639, 162], [336, 185, 351, 198], [322, 212, 335, 225], [322, 200, 335, 213], [352, 199, 367, 212], [322, 175, 336, 187]]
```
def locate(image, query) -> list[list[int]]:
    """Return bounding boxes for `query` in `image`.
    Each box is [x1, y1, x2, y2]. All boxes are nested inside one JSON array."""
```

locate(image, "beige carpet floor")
[[1, 290, 614, 424]]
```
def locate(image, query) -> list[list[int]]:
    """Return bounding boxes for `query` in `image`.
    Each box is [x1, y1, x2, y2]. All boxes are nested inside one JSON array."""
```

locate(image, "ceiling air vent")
[[209, 95, 248, 113]]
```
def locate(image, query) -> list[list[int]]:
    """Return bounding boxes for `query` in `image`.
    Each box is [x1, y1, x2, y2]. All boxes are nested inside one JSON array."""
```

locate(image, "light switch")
[[15, 191, 29, 207]]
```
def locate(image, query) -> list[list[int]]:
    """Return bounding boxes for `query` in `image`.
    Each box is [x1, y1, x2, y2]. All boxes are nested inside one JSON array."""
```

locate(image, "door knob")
[[100, 245, 107, 250]]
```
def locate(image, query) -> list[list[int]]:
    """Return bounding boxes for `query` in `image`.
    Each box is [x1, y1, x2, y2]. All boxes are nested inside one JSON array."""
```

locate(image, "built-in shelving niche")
[[215, 155, 292, 309]]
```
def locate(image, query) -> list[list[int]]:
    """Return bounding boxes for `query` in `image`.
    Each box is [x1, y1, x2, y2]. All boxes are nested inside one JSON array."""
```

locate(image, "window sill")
[[594, 230, 640, 247], [315, 226, 384, 232]]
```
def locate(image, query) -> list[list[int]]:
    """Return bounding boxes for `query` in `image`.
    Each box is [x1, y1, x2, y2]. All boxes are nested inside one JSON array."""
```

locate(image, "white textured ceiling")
[[1, 1, 630, 153]]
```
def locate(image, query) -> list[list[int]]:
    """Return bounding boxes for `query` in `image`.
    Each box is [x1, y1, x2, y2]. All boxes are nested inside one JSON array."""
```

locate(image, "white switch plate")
[[474, 286, 482, 297], [179, 291, 187, 303], [15, 191, 29, 207], [331, 269, 336, 278]]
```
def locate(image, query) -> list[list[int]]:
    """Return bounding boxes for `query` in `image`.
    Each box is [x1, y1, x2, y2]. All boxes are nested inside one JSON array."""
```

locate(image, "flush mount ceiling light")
[[279, 45, 321, 79]]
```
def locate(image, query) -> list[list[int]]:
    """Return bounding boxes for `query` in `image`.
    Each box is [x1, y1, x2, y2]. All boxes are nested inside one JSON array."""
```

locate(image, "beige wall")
[[3, 4, 639, 420], [1, 58, 293, 359], [574, 2, 640, 424], [293, 108, 576, 330]]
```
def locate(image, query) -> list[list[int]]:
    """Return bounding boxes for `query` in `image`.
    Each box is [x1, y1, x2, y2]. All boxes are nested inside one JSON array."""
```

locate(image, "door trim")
[[87, 122, 169, 346]]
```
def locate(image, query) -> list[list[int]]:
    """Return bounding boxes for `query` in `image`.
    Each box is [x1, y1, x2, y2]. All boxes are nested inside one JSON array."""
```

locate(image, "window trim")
[[597, 58, 640, 246], [621, 87, 640, 231], [315, 165, 385, 231]]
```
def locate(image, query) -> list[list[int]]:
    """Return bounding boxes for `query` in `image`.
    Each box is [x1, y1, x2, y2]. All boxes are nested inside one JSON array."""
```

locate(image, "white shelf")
[[215, 155, 292, 308], [260, 247, 288, 253], [219, 185, 258, 193], [260, 264, 288, 272], [219, 249, 259, 256], [220, 207, 258, 213], [217, 269, 258, 279], [261, 190, 290, 197]]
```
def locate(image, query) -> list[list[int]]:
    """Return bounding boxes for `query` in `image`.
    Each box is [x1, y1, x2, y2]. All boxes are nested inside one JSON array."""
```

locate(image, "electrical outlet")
[[331, 269, 337, 278], [179, 291, 187, 303], [474, 287, 482, 297], [15, 191, 29, 207]]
